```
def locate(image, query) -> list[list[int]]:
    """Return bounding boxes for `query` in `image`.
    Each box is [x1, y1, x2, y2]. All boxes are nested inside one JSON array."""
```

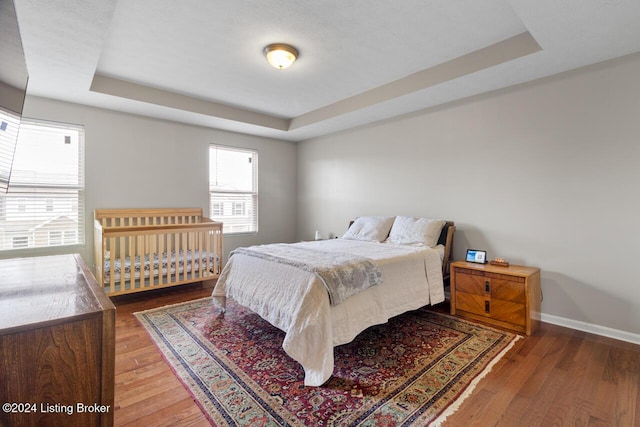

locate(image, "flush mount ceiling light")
[[263, 43, 298, 70]]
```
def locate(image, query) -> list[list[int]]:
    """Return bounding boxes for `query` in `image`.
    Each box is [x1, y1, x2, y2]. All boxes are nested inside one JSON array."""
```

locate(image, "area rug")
[[135, 298, 520, 426]]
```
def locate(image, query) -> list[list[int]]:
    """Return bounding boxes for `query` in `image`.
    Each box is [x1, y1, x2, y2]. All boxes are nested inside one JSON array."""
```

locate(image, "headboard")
[[439, 221, 456, 280]]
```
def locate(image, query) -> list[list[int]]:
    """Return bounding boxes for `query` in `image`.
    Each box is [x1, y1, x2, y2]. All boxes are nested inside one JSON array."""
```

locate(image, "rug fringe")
[[427, 333, 523, 426]]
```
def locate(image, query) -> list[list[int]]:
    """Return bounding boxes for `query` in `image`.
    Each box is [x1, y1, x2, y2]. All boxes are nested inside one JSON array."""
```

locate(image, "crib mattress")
[[104, 250, 217, 283]]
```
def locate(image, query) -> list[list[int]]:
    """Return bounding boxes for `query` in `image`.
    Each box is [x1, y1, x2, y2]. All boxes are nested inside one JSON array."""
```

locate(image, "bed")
[[212, 216, 455, 386], [94, 208, 223, 296]]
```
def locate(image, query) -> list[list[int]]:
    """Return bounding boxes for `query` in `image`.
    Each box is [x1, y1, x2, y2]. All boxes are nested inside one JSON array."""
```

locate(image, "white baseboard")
[[541, 313, 640, 345]]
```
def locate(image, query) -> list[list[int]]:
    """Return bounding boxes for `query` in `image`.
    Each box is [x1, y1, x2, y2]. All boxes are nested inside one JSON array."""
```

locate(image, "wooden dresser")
[[0, 254, 115, 427], [450, 260, 541, 335]]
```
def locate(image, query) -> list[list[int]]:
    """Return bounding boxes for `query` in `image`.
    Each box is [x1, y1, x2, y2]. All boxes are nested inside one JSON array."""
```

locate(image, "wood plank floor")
[[113, 284, 213, 427], [113, 285, 640, 426]]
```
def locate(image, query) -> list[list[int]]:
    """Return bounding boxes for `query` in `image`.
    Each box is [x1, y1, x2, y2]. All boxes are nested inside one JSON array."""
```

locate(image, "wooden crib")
[[94, 208, 223, 296]]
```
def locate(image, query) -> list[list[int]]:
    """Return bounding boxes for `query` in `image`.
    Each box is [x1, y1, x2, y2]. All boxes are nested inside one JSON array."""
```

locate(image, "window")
[[211, 202, 223, 216], [209, 145, 257, 234], [0, 119, 85, 251], [64, 230, 77, 244], [232, 202, 245, 216], [12, 236, 28, 249], [48, 231, 62, 246]]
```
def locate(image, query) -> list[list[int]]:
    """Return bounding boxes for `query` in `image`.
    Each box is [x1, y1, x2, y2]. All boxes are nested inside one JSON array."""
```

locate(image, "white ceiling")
[[12, 0, 640, 142]]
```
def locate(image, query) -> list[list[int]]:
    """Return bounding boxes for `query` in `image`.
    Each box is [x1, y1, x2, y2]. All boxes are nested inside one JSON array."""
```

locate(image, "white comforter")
[[211, 239, 445, 386]]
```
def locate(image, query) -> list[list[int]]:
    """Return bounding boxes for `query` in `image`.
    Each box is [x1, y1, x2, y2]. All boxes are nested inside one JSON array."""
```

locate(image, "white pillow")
[[341, 216, 395, 242], [386, 216, 446, 247]]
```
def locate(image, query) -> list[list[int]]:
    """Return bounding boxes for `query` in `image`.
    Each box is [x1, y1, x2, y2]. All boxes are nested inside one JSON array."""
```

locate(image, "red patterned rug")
[[135, 297, 520, 426]]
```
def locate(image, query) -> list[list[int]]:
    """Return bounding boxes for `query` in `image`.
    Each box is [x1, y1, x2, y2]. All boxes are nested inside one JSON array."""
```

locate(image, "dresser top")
[[451, 260, 540, 277], [0, 254, 114, 335]]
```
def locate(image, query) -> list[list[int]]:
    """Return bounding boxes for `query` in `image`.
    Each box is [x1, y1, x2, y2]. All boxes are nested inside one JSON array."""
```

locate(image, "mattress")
[[104, 249, 217, 283]]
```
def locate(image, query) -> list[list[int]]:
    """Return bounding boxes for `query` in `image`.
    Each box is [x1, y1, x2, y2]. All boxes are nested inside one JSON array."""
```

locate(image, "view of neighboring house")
[[0, 194, 79, 249]]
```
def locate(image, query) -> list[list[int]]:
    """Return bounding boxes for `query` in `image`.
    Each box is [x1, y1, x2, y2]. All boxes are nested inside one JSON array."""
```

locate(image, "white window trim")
[[209, 145, 258, 235]]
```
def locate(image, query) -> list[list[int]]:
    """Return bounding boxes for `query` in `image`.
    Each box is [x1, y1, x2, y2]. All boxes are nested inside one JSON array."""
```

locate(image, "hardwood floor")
[[113, 286, 640, 426], [113, 284, 212, 426]]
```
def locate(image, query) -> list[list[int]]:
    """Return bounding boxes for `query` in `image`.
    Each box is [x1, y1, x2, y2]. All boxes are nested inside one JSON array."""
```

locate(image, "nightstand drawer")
[[455, 291, 487, 315], [490, 278, 526, 305], [455, 270, 526, 304], [455, 272, 487, 296], [455, 292, 526, 327], [490, 299, 526, 326]]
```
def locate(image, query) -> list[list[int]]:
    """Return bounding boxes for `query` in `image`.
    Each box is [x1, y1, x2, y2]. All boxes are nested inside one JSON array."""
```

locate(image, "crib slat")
[[177, 231, 183, 283], [128, 235, 134, 292], [178, 232, 182, 284], [208, 229, 214, 275], [109, 237, 116, 293], [214, 231, 219, 274], [168, 232, 173, 286], [204, 230, 211, 277], [188, 231, 192, 280], [139, 234, 145, 290], [119, 237, 126, 292], [151, 233, 157, 287], [212, 228, 219, 274], [182, 232, 187, 281], [158, 232, 165, 285], [171, 232, 177, 285], [216, 227, 221, 273], [194, 231, 199, 279], [188, 232, 193, 280], [149, 234, 153, 287], [197, 230, 204, 279]]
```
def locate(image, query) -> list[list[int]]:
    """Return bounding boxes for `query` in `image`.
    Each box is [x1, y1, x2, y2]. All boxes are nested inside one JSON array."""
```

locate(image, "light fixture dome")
[[263, 43, 298, 70]]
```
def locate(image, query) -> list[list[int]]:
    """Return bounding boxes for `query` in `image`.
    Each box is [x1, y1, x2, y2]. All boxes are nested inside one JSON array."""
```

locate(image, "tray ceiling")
[[12, 0, 640, 141]]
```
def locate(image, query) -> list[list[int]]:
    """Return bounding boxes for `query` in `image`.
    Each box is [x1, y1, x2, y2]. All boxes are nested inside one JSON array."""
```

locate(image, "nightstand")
[[450, 260, 541, 335]]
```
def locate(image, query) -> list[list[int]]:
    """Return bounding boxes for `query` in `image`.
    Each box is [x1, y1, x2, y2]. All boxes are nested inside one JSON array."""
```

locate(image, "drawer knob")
[[485, 300, 490, 313], [485, 281, 490, 293]]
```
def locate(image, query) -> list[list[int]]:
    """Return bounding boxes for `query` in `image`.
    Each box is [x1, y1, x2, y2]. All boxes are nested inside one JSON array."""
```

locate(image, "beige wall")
[[297, 52, 640, 337], [16, 97, 298, 265]]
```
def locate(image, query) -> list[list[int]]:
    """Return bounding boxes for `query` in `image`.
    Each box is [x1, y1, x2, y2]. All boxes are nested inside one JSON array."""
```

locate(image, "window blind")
[[0, 119, 85, 251], [209, 145, 258, 234]]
